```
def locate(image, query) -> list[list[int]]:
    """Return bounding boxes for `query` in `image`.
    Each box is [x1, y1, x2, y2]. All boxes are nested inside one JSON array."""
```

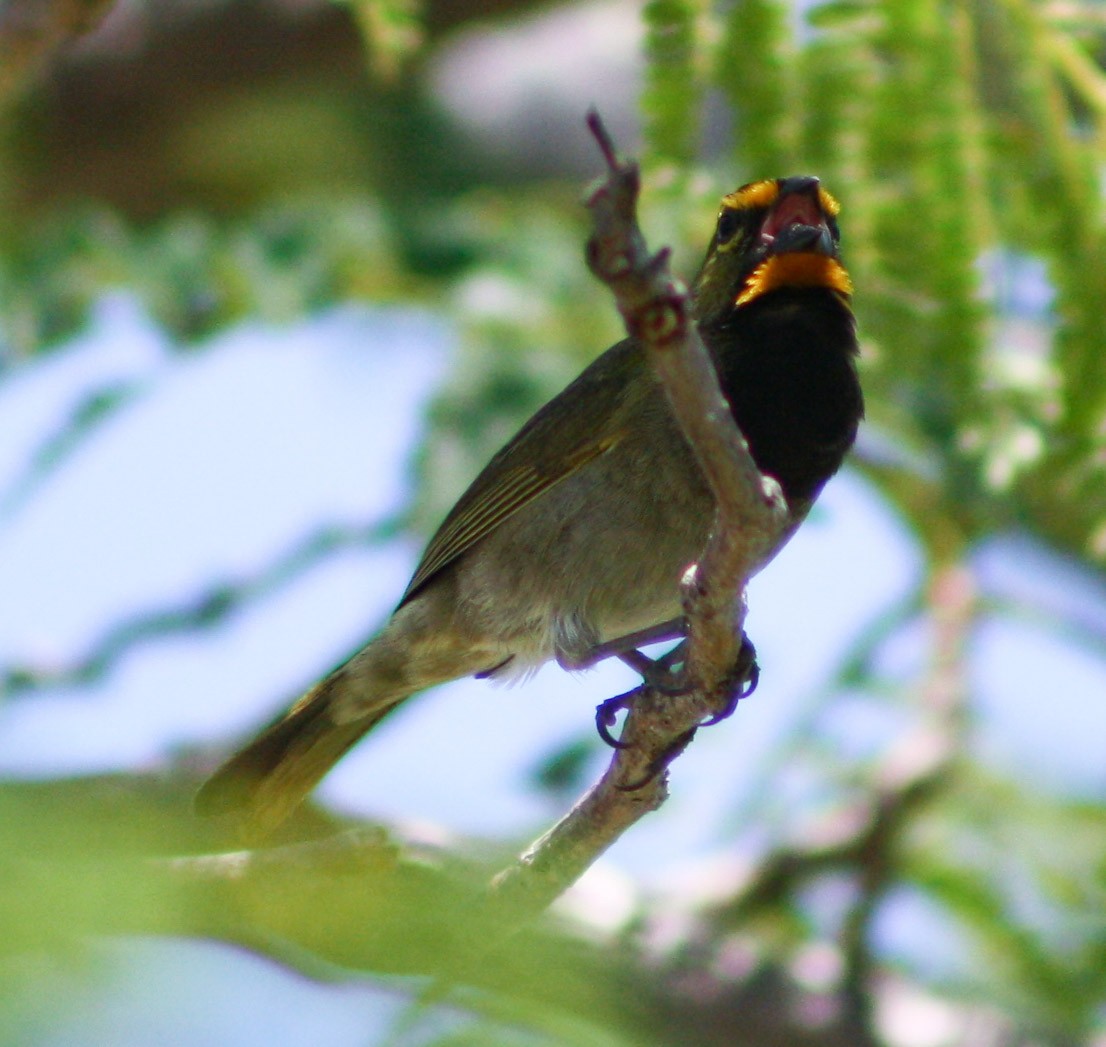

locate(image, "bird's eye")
[[715, 208, 742, 245]]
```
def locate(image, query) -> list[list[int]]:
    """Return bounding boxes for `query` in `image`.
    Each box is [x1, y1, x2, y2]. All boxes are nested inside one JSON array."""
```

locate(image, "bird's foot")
[[594, 632, 759, 749]]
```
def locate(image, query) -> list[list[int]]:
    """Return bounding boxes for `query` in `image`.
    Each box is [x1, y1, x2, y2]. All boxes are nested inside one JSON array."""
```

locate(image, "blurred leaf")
[[343, 0, 426, 81]]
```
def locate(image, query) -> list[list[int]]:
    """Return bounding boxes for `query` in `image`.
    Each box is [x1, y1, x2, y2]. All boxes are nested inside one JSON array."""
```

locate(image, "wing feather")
[[399, 339, 644, 605]]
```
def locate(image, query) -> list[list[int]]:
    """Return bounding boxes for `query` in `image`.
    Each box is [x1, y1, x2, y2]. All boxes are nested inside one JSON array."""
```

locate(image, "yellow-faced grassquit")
[[196, 175, 864, 835]]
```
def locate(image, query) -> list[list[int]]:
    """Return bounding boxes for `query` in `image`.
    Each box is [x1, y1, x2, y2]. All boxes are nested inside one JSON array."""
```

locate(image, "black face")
[[713, 177, 841, 264], [693, 176, 848, 327]]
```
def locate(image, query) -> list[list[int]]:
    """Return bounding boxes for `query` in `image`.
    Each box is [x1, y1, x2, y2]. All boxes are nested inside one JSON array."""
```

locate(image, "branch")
[[1, 519, 392, 701], [489, 112, 790, 917], [1, 811, 563, 984], [702, 561, 977, 1041], [0, 0, 116, 105], [0, 775, 626, 1009]]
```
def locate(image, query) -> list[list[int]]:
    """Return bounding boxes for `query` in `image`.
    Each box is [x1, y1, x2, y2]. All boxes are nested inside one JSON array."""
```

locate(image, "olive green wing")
[[399, 338, 646, 606]]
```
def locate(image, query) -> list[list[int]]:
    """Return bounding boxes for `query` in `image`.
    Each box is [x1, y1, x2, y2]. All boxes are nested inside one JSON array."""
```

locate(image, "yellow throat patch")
[[735, 253, 853, 307]]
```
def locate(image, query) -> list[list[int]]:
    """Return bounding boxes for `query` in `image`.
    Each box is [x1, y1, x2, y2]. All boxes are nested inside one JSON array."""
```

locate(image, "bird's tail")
[[195, 670, 404, 840]]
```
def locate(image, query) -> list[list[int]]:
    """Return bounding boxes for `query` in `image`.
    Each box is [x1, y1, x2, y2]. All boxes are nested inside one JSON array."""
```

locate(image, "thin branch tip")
[[585, 108, 619, 171]]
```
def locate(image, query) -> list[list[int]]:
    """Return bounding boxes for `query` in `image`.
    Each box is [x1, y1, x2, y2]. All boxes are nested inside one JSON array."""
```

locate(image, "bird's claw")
[[595, 688, 640, 748], [700, 634, 759, 726], [594, 633, 759, 747]]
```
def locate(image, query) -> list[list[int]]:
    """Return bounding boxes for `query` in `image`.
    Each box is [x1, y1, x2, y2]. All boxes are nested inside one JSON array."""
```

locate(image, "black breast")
[[709, 289, 863, 507]]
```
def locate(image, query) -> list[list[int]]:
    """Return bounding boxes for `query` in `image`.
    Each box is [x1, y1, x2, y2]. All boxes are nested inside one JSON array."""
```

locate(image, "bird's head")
[[694, 175, 852, 328]]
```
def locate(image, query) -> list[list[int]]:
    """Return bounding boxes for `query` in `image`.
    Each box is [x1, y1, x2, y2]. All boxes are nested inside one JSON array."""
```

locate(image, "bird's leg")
[[559, 617, 687, 689], [700, 633, 760, 725], [591, 628, 760, 753]]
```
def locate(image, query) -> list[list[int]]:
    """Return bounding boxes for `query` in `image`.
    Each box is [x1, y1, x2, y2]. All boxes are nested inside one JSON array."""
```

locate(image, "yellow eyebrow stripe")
[[720, 180, 842, 219], [817, 187, 841, 217], [722, 180, 779, 212]]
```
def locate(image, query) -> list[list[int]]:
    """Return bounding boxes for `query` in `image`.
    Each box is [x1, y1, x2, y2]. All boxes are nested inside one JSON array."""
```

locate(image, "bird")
[[195, 175, 864, 837]]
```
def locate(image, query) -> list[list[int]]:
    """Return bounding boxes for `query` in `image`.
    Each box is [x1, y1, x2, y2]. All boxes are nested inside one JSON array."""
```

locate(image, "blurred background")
[[1, 0, 1105, 1044]]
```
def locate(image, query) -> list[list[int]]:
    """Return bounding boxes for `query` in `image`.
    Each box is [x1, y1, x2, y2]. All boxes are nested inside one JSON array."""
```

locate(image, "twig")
[[703, 561, 975, 1042], [489, 111, 790, 917], [1, 519, 393, 701], [0, 0, 117, 104]]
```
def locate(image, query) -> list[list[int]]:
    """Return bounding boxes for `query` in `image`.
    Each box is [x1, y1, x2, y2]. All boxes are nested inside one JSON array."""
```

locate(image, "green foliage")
[[716, 0, 795, 176], [342, 0, 425, 80], [907, 774, 1106, 1035], [642, 0, 708, 177], [0, 779, 647, 1047], [0, 198, 409, 353]]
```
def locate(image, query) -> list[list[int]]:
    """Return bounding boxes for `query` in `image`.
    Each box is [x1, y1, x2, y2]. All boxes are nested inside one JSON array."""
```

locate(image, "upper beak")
[[759, 179, 835, 257]]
